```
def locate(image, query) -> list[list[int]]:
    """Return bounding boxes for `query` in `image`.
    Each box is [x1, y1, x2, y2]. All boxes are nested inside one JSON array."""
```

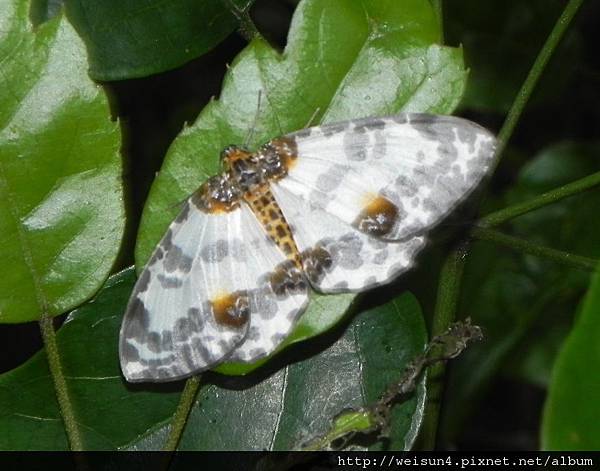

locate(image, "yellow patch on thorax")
[[244, 185, 302, 269]]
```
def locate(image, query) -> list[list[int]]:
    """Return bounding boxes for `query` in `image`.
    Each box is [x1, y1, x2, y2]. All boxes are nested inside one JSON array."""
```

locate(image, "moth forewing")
[[119, 113, 496, 382]]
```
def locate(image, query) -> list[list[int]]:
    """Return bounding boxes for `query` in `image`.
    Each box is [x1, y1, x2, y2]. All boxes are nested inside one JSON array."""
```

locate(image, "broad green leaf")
[[127, 293, 427, 450], [441, 142, 600, 442], [135, 0, 466, 374], [541, 266, 600, 450], [62, 0, 252, 81], [0, 268, 426, 451], [0, 269, 181, 450], [0, 0, 124, 323]]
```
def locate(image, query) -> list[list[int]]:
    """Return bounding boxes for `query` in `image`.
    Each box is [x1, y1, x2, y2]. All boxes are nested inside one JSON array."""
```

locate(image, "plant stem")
[[420, 0, 585, 449], [495, 0, 585, 156], [225, 0, 262, 42], [480, 171, 600, 227], [432, 0, 444, 42], [420, 243, 468, 450], [39, 314, 83, 451], [472, 227, 598, 271], [163, 376, 202, 451]]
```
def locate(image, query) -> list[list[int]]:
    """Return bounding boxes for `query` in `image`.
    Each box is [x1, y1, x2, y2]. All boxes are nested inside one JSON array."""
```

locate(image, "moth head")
[[220, 145, 253, 169], [220, 145, 264, 191]]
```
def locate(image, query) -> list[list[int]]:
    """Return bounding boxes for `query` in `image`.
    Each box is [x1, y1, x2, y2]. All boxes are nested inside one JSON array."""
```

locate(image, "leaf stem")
[[420, 243, 468, 450], [224, 0, 262, 43], [162, 376, 202, 451], [495, 0, 585, 156], [479, 171, 600, 227], [39, 314, 83, 451], [472, 227, 598, 271]]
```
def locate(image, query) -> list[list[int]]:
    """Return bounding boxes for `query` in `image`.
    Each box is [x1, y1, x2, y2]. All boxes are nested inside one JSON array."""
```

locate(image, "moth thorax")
[[195, 175, 241, 212], [257, 145, 287, 179], [227, 158, 264, 193]]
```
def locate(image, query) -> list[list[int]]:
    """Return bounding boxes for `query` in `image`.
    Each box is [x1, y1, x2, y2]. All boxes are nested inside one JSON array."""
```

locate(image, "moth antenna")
[[244, 90, 263, 148], [304, 107, 321, 129], [261, 87, 285, 137]]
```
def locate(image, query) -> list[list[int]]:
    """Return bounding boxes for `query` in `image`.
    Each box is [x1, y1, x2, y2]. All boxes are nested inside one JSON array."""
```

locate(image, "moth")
[[119, 113, 496, 382]]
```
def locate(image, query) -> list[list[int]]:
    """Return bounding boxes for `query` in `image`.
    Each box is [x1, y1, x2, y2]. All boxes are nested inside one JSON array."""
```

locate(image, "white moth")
[[119, 113, 496, 382]]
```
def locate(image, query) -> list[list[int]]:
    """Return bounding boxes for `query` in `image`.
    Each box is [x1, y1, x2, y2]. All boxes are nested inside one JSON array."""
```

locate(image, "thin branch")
[[39, 315, 84, 450], [479, 171, 600, 227], [472, 227, 598, 271], [495, 0, 585, 156], [420, 0, 585, 450], [162, 376, 202, 451], [419, 243, 468, 450]]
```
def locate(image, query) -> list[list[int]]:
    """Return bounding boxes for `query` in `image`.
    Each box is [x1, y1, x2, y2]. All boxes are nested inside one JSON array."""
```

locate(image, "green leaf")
[[0, 269, 425, 451], [135, 0, 466, 374], [62, 0, 252, 81], [127, 293, 427, 450], [0, 269, 181, 450], [0, 0, 124, 323], [541, 266, 600, 450], [441, 142, 600, 441]]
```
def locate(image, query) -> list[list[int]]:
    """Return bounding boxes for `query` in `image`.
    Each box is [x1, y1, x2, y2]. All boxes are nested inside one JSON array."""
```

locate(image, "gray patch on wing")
[[287, 308, 301, 320], [163, 244, 193, 273], [371, 130, 387, 159], [308, 188, 330, 210], [315, 164, 349, 193], [366, 236, 386, 249], [391, 115, 409, 124], [394, 175, 420, 197], [161, 229, 174, 252], [329, 233, 364, 270], [146, 332, 161, 353], [173, 307, 206, 342], [161, 330, 174, 350], [250, 288, 279, 320], [456, 123, 478, 152], [321, 121, 350, 137], [372, 249, 389, 265], [245, 326, 260, 342], [363, 275, 378, 286], [148, 246, 165, 265], [421, 170, 469, 215], [468, 139, 496, 173], [249, 347, 267, 359], [123, 298, 151, 339], [121, 342, 140, 362], [354, 118, 386, 132], [136, 269, 151, 294], [200, 239, 229, 263], [333, 281, 349, 290], [293, 127, 313, 139], [157, 273, 183, 289], [229, 238, 247, 261], [270, 333, 285, 346], [174, 201, 191, 223], [343, 128, 369, 161]]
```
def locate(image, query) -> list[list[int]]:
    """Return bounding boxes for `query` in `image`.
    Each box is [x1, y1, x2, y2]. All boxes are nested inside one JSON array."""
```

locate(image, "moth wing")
[[278, 113, 496, 241], [272, 183, 425, 292], [119, 197, 308, 382]]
